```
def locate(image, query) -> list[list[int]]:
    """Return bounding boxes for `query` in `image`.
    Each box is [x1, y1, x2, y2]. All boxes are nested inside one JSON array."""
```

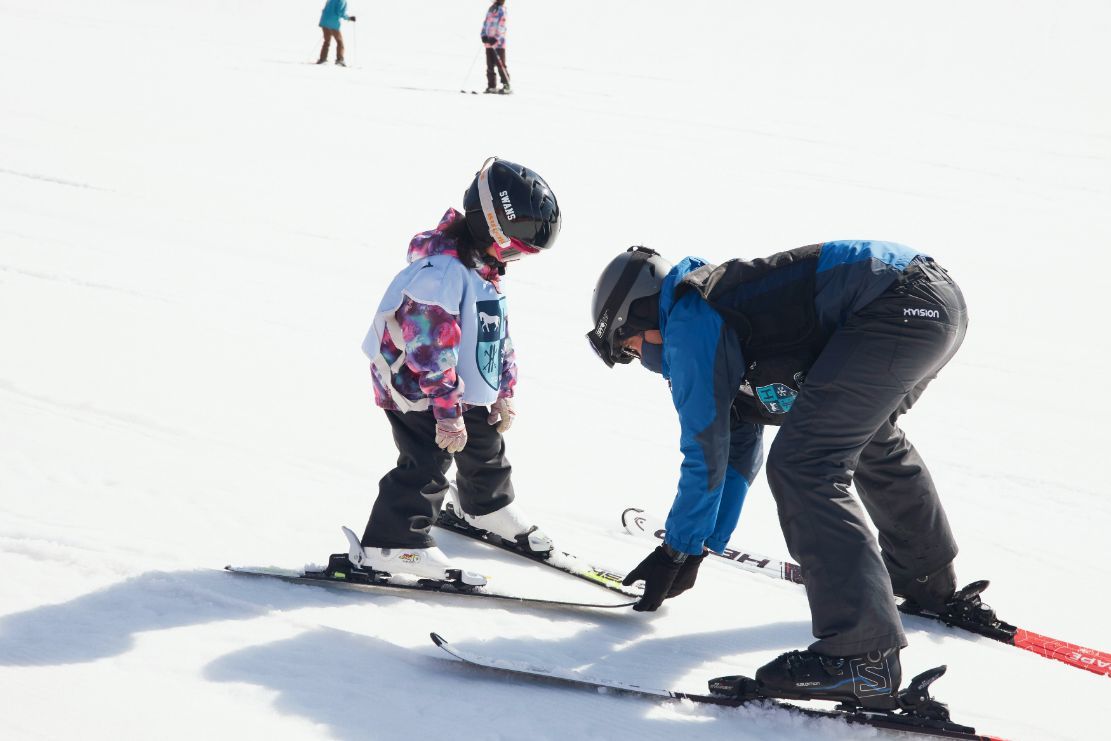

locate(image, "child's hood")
[[406, 208, 464, 263]]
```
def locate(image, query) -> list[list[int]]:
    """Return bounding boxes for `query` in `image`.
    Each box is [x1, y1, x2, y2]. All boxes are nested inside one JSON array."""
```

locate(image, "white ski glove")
[[435, 416, 468, 453], [487, 397, 516, 433]]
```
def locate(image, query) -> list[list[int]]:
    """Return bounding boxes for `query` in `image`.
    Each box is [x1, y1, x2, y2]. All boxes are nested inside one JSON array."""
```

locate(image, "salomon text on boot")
[[752, 647, 902, 710]]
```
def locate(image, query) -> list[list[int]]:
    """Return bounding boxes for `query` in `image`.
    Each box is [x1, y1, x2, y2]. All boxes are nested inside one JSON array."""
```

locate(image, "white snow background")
[[1, 0, 1108, 739]]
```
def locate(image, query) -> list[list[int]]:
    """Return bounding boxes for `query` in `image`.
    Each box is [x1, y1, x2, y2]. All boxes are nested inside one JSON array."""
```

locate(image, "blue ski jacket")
[[658, 240, 926, 555], [319, 0, 350, 31]]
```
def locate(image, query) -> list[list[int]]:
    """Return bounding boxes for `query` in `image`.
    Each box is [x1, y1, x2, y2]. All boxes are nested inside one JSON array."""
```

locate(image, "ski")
[[225, 560, 636, 611], [430, 633, 1004, 741], [622, 507, 804, 583], [898, 580, 1111, 677], [622, 506, 1111, 678], [437, 500, 642, 598]]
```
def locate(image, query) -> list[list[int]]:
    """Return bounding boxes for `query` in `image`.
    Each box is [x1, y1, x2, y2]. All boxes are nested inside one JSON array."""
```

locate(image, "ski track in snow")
[[0, 167, 108, 191], [2, 0, 1109, 739]]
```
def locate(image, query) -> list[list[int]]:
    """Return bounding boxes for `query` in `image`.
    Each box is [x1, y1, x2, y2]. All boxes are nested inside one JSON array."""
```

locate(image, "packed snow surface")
[[1, 0, 1109, 739]]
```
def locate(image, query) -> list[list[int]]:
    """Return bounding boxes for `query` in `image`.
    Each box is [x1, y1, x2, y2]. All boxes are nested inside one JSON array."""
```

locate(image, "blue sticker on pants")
[[755, 383, 797, 415]]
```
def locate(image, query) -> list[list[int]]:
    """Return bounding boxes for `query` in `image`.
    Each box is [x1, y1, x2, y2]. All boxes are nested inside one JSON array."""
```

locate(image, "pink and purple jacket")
[[482, 5, 507, 49], [367, 209, 517, 422]]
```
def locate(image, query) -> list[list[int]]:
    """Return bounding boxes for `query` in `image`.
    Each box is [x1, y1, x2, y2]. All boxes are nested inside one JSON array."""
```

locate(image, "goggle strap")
[[477, 157, 513, 249]]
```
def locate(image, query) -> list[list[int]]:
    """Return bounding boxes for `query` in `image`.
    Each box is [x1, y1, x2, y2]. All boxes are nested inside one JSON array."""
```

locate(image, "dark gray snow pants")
[[766, 258, 967, 656], [361, 407, 515, 549]]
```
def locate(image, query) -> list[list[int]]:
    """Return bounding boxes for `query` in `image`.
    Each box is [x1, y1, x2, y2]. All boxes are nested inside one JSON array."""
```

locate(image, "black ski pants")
[[765, 258, 967, 656], [360, 407, 515, 549], [485, 47, 508, 88]]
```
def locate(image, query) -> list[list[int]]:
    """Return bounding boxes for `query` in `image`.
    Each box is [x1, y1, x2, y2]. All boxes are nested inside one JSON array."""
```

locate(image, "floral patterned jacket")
[[370, 209, 517, 421], [481, 5, 507, 49]]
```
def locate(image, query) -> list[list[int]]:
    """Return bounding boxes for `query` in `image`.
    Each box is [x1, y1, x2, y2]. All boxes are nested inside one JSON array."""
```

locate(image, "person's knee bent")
[[765, 433, 813, 485]]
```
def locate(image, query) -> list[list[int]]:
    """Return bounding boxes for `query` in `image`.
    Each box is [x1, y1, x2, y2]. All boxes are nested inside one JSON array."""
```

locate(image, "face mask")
[[639, 341, 664, 375]]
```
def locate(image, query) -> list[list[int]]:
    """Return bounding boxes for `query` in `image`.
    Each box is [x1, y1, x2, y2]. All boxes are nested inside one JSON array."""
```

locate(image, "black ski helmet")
[[587, 246, 673, 367], [463, 157, 561, 259]]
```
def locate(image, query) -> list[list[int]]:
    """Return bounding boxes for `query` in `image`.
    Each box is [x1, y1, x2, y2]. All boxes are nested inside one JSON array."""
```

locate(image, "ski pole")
[[459, 47, 481, 92], [492, 48, 510, 86]]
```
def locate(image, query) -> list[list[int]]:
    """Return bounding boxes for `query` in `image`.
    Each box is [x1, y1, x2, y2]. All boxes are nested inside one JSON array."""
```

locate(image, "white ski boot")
[[341, 527, 486, 587], [445, 487, 554, 556]]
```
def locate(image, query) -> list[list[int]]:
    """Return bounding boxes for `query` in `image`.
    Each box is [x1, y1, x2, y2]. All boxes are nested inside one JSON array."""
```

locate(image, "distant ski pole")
[[459, 47, 481, 93], [492, 50, 510, 86]]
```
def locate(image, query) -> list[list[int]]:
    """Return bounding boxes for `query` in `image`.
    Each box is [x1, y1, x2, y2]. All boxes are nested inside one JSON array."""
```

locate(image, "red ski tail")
[[1012, 629, 1111, 677]]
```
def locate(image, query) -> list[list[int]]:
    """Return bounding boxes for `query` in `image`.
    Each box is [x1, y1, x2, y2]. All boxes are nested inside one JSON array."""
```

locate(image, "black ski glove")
[[666, 551, 706, 598], [623, 545, 685, 612]]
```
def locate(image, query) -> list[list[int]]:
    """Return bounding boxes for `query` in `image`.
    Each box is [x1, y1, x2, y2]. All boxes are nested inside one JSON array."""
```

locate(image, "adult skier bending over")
[[348, 157, 561, 587], [587, 242, 979, 708]]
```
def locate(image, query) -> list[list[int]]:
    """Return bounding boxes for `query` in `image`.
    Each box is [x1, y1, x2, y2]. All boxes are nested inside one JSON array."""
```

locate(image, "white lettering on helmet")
[[499, 190, 517, 221]]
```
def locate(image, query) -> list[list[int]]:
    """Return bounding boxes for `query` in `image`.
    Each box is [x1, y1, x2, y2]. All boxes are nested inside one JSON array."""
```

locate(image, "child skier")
[[480, 0, 510, 94], [348, 157, 561, 587]]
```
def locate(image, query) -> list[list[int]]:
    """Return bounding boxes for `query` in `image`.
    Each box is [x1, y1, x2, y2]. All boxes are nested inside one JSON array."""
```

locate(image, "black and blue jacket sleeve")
[[661, 289, 764, 555]]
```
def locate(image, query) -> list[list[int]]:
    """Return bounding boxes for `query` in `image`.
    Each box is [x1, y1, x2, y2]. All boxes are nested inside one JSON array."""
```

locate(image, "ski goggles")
[[476, 157, 539, 262], [586, 323, 639, 368], [585, 247, 661, 367], [492, 237, 540, 262]]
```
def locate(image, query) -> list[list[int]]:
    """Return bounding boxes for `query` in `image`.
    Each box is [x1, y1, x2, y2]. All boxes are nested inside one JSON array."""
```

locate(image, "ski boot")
[[893, 562, 958, 613], [710, 661, 978, 735], [330, 526, 487, 588], [498, 85, 512, 95], [899, 580, 1017, 641], [483, 86, 497, 94], [442, 487, 554, 557], [747, 647, 902, 710]]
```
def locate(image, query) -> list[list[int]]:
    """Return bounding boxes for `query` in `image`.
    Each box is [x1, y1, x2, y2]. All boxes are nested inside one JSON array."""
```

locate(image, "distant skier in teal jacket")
[[317, 0, 356, 66]]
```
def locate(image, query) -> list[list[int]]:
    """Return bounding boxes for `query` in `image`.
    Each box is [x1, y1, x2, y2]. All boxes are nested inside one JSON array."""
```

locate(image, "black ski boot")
[[710, 663, 975, 735], [893, 562, 957, 613], [899, 580, 1017, 641], [751, 647, 902, 710]]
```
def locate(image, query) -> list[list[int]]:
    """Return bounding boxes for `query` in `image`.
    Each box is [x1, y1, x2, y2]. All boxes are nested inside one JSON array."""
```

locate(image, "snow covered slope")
[[1, 0, 1108, 738]]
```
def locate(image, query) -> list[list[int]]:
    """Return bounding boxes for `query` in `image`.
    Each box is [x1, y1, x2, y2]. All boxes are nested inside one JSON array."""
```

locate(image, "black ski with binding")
[[431, 633, 1003, 740], [225, 556, 635, 611], [436, 502, 641, 598]]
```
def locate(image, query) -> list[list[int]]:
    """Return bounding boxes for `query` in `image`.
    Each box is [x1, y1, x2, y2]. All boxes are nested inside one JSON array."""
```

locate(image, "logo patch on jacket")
[[475, 298, 506, 390], [755, 383, 797, 414]]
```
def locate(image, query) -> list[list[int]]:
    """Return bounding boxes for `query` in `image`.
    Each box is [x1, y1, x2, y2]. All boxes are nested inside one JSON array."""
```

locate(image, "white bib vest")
[[362, 254, 508, 410]]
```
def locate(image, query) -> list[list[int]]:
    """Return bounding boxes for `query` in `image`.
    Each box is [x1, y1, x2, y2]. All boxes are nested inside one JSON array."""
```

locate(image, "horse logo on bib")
[[475, 298, 506, 390]]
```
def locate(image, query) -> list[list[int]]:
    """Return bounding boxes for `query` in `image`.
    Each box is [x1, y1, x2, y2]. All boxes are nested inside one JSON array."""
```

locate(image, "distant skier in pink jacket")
[[480, 0, 510, 94]]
